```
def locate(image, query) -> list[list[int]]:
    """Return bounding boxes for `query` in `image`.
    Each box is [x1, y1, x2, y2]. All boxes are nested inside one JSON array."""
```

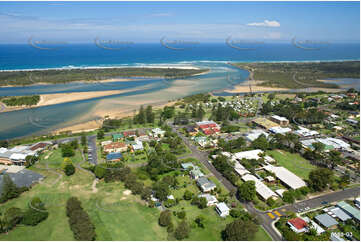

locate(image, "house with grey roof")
[[337, 201, 360, 222], [315, 214, 338, 229], [329, 206, 351, 222], [196, 177, 216, 192]]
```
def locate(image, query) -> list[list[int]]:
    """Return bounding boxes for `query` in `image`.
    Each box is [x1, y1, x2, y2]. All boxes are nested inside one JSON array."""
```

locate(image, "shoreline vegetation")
[[0, 67, 208, 87], [230, 60, 360, 89]]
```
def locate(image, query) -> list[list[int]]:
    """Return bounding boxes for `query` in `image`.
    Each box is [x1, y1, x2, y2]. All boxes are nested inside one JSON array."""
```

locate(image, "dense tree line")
[[211, 103, 240, 121], [60, 140, 78, 157], [212, 155, 239, 185], [134, 105, 155, 124], [66, 197, 96, 241], [222, 211, 259, 240], [1, 95, 40, 106]]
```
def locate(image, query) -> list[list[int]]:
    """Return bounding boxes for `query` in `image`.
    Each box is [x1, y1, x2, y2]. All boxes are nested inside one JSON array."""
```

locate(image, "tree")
[[195, 215, 205, 228], [4, 207, 23, 230], [230, 209, 241, 218], [282, 191, 295, 203], [238, 181, 256, 201], [183, 190, 193, 200], [61, 144, 75, 157], [97, 130, 104, 139], [159, 210, 172, 227], [0, 174, 22, 203], [94, 166, 106, 179], [22, 197, 48, 226], [177, 211, 186, 219], [198, 197, 208, 209], [62, 158, 75, 176], [308, 168, 333, 191], [146, 105, 155, 123], [81, 135, 87, 146], [223, 218, 258, 240], [251, 134, 269, 150], [312, 142, 325, 153], [266, 197, 276, 207], [174, 220, 190, 240], [153, 181, 170, 201]]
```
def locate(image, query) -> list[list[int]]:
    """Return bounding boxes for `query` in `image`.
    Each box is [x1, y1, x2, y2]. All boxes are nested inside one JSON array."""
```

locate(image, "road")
[[280, 186, 360, 213], [87, 135, 98, 165], [168, 121, 360, 241]]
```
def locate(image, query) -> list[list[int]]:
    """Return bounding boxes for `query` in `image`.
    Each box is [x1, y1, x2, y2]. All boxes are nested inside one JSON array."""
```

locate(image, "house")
[[123, 130, 137, 138], [302, 217, 325, 235], [269, 126, 292, 135], [112, 133, 124, 142], [190, 168, 204, 180], [137, 131, 150, 142], [330, 234, 345, 241], [198, 194, 218, 206], [294, 126, 319, 137], [275, 189, 287, 197], [196, 177, 216, 192], [263, 165, 306, 190], [196, 121, 220, 136], [233, 149, 263, 161], [270, 115, 289, 126], [234, 161, 250, 176], [132, 140, 144, 151], [29, 142, 51, 152], [244, 129, 269, 142], [302, 138, 351, 151], [103, 142, 128, 153], [264, 176, 275, 183], [106, 152, 123, 162], [215, 202, 230, 217], [337, 201, 360, 221], [101, 140, 112, 147], [287, 217, 308, 233], [315, 214, 338, 229], [241, 174, 277, 201], [329, 206, 351, 222], [252, 117, 279, 130], [152, 128, 166, 138]]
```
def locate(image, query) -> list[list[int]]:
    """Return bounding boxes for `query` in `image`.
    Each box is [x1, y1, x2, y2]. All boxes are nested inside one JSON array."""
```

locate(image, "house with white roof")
[[270, 115, 289, 126], [233, 149, 263, 161], [241, 174, 277, 200], [245, 129, 269, 142], [263, 165, 306, 190], [132, 140, 144, 151], [198, 194, 218, 206], [294, 126, 319, 137], [215, 202, 230, 217], [234, 161, 250, 176], [269, 126, 292, 135]]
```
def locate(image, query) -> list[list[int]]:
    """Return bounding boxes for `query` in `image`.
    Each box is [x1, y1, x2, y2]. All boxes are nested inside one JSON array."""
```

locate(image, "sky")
[[0, 1, 360, 44]]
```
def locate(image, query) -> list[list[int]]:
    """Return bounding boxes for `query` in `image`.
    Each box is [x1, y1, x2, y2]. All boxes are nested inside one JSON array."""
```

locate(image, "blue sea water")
[[0, 43, 359, 140]]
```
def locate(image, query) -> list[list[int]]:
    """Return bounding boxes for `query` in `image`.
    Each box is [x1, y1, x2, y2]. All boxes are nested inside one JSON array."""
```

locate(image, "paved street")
[[87, 135, 98, 165]]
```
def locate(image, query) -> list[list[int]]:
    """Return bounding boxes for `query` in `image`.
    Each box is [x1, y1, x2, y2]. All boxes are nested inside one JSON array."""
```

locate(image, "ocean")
[[0, 43, 359, 139]]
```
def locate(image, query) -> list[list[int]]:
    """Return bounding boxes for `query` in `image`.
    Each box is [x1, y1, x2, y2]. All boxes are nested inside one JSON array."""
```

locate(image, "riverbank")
[[0, 87, 147, 113]]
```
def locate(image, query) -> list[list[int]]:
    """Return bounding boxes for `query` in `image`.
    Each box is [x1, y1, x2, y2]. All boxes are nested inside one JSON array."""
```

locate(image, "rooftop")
[[234, 149, 263, 160], [288, 217, 308, 230], [263, 165, 306, 190], [241, 174, 277, 200], [315, 214, 338, 228], [337, 201, 360, 221]]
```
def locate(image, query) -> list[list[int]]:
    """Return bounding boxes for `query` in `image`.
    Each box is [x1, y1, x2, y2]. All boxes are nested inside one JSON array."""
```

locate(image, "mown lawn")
[[266, 150, 316, 179]]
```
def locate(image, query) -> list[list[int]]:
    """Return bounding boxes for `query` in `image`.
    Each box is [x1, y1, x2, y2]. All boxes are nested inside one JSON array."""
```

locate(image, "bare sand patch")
[[224, 80, 289, 93]]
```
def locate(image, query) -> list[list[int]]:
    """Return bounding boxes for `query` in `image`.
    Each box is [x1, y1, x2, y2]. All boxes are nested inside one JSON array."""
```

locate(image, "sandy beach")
[[0, 87, 148, 113], [224, 80, 290, 93]]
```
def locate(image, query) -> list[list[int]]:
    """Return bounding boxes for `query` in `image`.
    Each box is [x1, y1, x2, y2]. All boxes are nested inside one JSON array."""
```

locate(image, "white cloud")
[[247, 20, 280, 27]]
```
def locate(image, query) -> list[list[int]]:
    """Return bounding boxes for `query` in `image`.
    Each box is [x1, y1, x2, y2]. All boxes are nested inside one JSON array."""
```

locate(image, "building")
[[215, 202, 230, 217], [234, 161, 250, 176], [263, 165, 306, 190], [315, 214, 338, 229], [275, 189, 287, 197], [294, 126, 319, 138], [302, 217, 325, 235], [198, 194, 218, 206], [287, 217, 308, 233], [103, 142, 128, 153], [181, 162, 204, 179], [328, 206, 351, 222], [101, 140, 112, 147], [241, 174, 277, 201], [132, 140, 144, 151], [354, 197, 360, 208], [233, 149, 263, 161], [264, 176, 275, 183], [106, 152, 123, 162], [186, 125, 198, 136], [123, 130, 137, 137], [301, 138, 351, 151], [270, 115, 289, 126], [269, 126, 292, 135], [252, 117, 279, 130], [152, 128, 166, 138], [337, 201, 360, 221], [196, 177, 216, 192], [244, 129, 269, 142], [196, 120, 220, 136], [112, 133, 124, 141]]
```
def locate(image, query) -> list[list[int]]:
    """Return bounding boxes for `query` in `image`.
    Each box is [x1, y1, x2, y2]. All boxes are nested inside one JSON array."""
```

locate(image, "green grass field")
[[266, 150, 317, 179]]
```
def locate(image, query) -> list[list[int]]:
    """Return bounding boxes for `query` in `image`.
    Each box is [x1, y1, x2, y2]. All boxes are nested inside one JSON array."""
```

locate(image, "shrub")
[[22, 197, 48, 226], [183, 190, 193, 200], [159, 210, 172, 227], [174, 220, 190, 240], [177, 211, 186, 219]]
